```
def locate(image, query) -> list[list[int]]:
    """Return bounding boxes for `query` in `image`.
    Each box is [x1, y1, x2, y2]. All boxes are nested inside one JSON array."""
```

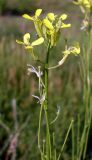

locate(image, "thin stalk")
[[57, 120, 74, 160], [52, 133, 57, 160], [77, 114, 80, 159], [72, 121, 75, 160], [79, 28, 92, 160], [48, 54, 68, 70], [78, 125, 87, 159], [83, 118, 91, 159], [44, 44, 51, 160], [83, 29, 91, 159], [38, 103, 44, 160], [42, 139, 45, 159]]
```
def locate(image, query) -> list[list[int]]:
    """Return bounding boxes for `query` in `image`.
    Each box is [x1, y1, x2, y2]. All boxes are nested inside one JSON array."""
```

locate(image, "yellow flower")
[[22, 9, 42, 21], [74, 0, 92, 12], [16, 33, 44, 49], [63, 43, 80, 55], [47, 13, 55, 21], [23, 33, 30, 45], [61, 23, 71, 29], [22, 9, 43, 38], [60, 14, 68, 20], [21, 10, 72, 47], [16, 33, 44, 59], [16, 33, 30, 46]]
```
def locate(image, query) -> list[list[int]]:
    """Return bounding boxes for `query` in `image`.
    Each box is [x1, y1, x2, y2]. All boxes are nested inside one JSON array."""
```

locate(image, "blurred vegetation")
[[0, 0, 36, 14], [0, 0, 79, 15], [0, 0, 92, 160]]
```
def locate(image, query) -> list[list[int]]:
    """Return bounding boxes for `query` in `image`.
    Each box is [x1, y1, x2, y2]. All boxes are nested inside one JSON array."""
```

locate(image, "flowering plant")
[[74, 0, 92, 31], [74, 0, 92, 13], [73, 1, 92, 159], [16, 9, 80, 160]]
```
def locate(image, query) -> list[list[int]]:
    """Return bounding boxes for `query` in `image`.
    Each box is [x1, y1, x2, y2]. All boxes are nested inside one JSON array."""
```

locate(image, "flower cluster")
[[16, 9, 71, 49], [73, 0, 92, 13], [16, 9, 80, 60], [73, 0, 92, 31], [63, 43, 80, 55]]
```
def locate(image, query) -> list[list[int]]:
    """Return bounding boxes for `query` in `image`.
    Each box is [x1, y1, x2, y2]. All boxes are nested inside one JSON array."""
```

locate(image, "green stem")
[[72, 121, 75, 160], [44, 44, 51, 160], [83, 29, 91, 159], [53, 132, 57, 160], [79, 27, 92, 160], [38, 103, 44, 160], [57, 120, 74, 160], [77, 114, 80, 159]]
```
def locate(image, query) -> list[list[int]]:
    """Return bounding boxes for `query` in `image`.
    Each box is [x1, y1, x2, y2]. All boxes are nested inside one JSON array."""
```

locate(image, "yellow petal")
[[35, 9, 42, 17], [63, 43, 80, 55], [31, 37, 44, 46], [22, 14, 34, 20], [71, 43, 80, 54], [47, 13, 55, 21], [61, 23, 71, 28], [16, 40, 24, 44], [43, 19, 54, 30], [23, 33, 30, 45], [60, 14, 67, 20], [73, 47, 80, 54]]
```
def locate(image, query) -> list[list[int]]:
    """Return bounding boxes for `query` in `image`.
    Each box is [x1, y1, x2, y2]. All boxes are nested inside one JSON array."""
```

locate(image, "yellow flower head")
[[74, 0, 92, 13], [20, 9, 72, 47], [16, 33, 44, 49], [63, 43, 80, 55], [22, 9, 42, 21], [16, 33, 44, 59]]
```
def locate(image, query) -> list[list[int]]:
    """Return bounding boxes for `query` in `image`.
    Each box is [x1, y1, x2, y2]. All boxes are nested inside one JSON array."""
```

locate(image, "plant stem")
[[72, 121, 74, 160], [83, 28, 92, 159], [57, 120, 74, 160], [77, 114, 80, 159], [38, 103, 44, 160], [44, 44, 51, 160], [79, 27, 92, 160]]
